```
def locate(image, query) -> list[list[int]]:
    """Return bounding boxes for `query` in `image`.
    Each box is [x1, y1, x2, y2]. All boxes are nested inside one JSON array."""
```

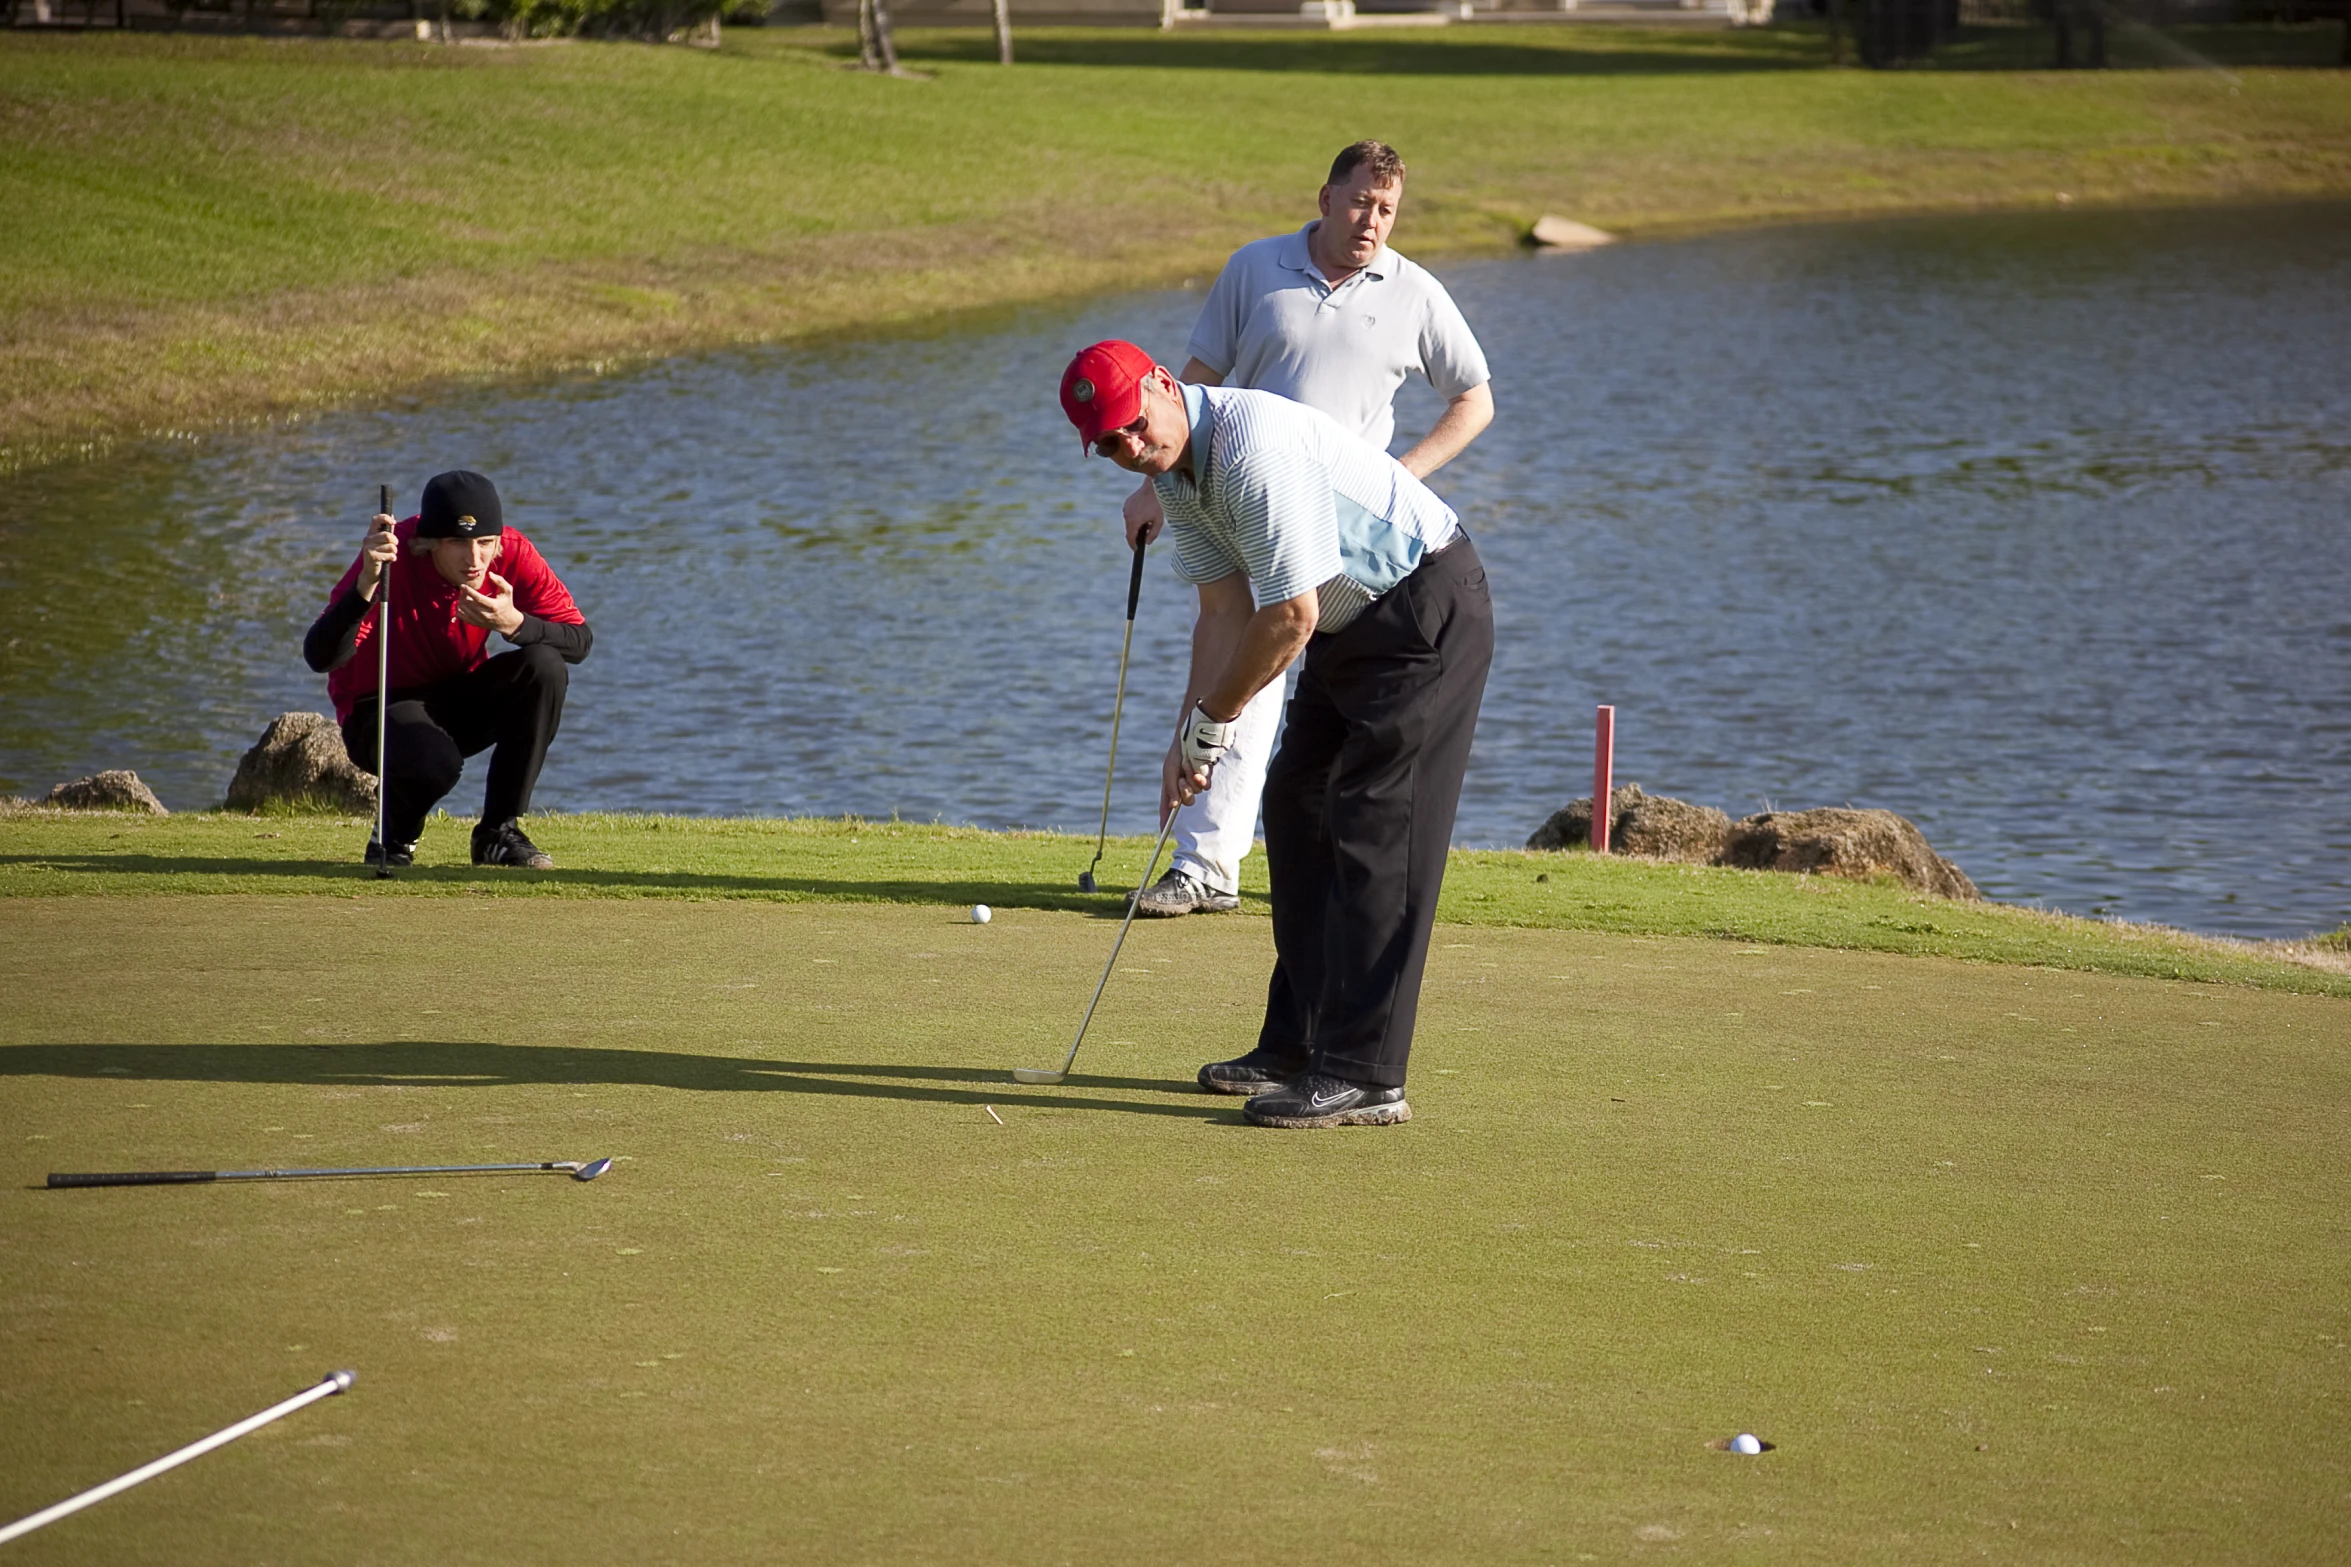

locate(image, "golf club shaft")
[[0, 1372, 353, 1546], [1049, 804, 1179, 1079], [371, 482, 392, 867], [49, 1161, 592, 1188], [1086, 536, 1150, 875]]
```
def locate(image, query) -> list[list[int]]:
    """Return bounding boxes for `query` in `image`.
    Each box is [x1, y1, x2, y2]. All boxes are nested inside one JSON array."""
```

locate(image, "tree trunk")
[[992, 0, 1012, 65], [858, 0, 880, 70], [871, 0, 900, 72]]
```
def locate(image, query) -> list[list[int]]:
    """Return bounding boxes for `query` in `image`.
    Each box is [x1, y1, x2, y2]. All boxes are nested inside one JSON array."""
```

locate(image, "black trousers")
[[342, 646, 569, 843], [1255, 537, 1494, 1089]]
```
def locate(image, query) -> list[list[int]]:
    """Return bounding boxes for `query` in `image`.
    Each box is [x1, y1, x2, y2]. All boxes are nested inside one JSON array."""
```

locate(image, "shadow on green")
[[859, 26, 1835, 75], [0, 852, 1144, 916], [0, 1041, 1222, 1122]]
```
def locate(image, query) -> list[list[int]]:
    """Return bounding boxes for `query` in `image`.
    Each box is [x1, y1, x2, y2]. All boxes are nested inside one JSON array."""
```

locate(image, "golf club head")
[[1011, 1068, 1066, 1086], [1077, 871, 1098, 893], [374, 867, 394, 881], [570, 1157, 614, 1181]]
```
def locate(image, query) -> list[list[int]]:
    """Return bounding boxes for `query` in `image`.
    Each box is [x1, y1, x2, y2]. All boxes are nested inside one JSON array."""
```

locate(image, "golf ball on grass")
[[970, 904, 992, 924], [1731, 1432, 1764, 1455]]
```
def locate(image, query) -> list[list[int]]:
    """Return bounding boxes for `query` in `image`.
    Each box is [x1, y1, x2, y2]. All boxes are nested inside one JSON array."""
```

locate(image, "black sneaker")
[[1197, 1047, 1304, 1097], [1243, 1072, 1411, 1129], [471, 820, 553, 870], [1134, 868, 1241, 918], [363, 837, 417, 869]]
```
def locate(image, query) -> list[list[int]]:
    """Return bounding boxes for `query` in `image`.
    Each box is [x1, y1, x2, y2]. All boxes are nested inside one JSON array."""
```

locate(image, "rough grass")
[[2, 807, 2344, 995], [6, 26, 2351, 467], [1, 891, 2347, 1563]]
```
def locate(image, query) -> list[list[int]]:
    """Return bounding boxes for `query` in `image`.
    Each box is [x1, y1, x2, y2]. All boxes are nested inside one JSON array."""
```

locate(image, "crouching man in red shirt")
[[303, 469, 593, 870]]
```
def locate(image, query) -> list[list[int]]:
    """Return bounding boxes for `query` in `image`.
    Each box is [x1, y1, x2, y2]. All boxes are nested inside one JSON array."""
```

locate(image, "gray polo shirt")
[[1185, 224, 1491, 453]]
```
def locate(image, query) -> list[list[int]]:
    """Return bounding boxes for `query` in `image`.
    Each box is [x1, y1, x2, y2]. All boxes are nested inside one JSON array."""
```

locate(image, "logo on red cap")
[[1059, 341, 1158, 449]]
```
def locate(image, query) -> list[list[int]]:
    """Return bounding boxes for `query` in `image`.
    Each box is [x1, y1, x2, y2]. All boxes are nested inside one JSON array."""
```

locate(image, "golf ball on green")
[[971, 904, 992, 924], [1731, 1432, 1763, 1455]]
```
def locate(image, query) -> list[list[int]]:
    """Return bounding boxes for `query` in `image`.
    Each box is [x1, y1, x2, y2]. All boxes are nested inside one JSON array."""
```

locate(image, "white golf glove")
[[1179, 703, 1236, 777]]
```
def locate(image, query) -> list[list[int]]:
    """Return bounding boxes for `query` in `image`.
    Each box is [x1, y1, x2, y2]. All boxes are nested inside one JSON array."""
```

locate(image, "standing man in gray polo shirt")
[[1124, 139, 1494, 918]]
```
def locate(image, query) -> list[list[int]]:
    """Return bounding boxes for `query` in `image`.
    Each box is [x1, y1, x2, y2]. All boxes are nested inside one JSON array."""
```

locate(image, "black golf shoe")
[[1197, 1047, 1305, 1097], [1242, 1072, 1410, 1129], [472, 819, 553, 870], [363, 837, 417, 869]]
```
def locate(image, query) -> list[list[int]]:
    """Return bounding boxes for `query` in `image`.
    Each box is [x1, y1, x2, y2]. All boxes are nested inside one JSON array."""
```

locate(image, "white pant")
[[1169, 673, 1288, 895]]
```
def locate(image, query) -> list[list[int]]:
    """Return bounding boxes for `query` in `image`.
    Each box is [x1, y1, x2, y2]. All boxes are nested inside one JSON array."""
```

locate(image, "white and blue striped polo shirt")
[[1152, 383, 1460, 635]]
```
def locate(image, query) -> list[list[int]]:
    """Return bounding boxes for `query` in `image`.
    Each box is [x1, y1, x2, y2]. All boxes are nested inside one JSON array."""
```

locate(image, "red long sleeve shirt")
[[323, 518, 585, 723]]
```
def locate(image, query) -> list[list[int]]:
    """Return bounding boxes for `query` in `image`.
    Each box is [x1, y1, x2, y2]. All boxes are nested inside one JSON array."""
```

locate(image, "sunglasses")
[[1091, 413, 1149, 459]]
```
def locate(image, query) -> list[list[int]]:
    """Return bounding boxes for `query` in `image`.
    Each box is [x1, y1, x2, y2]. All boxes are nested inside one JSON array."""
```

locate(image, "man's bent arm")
[[1187, 574, 1317, 723], [302, 586, 371, 674], [1397, 382, 1493, 480], [508, 615, 593, 664]]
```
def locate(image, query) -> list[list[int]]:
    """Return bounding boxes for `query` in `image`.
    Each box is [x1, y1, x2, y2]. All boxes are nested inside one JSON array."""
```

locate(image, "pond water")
[[2, 203, 2346, 938]]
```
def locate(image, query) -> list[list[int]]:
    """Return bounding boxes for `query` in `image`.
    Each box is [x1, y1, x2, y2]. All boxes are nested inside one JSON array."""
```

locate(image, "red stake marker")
[[1591, 704, 1616, 853]]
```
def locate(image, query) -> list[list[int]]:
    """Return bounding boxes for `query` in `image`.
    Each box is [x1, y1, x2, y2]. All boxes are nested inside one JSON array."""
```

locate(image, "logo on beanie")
[[457, 515, 478, 534], [1073, 378, 1096, 403]]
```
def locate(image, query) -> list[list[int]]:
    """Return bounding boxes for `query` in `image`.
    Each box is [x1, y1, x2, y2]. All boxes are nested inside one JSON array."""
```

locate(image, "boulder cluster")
[[21, 713, 376, 818], [1528, 782, 1979, 901]]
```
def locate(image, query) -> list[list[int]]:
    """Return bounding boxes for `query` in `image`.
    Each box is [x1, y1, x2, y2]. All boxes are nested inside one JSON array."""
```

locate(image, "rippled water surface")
[[4, 204, 2346, 937]]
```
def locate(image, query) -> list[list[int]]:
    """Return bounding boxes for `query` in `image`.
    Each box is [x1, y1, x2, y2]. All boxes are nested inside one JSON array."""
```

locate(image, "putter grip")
[[47, 1170, 220, 1188], [1126, 535, 1147, 620]]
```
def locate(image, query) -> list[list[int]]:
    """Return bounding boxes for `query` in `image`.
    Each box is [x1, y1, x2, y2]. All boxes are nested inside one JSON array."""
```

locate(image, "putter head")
[[374, 867, 394, 881], [1077, 871, 1098, 893], [570, 1157, 614, 1182], [1011, 1068, 1066, 1085]]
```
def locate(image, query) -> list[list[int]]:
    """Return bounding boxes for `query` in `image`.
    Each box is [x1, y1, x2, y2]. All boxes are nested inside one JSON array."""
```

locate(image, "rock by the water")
[[1530, 215, 1617, 251], [1719, 807, 1979, 901], [224, 712, 377, 814], [1525, 783, 1729, 863], [44, 770, 168, 815]]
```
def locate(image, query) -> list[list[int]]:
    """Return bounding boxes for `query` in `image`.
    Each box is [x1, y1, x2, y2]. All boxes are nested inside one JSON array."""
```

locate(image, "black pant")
[[342, 646, 569, 843], [1255, 538, 1494, 1089]]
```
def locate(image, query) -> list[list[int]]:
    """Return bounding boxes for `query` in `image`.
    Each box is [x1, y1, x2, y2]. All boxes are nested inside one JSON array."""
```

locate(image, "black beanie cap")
[[417, 470, 504, 540]]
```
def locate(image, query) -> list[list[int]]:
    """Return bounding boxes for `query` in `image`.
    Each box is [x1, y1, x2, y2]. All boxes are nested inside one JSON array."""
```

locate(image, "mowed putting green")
[[2, 889, 2348, 1563]]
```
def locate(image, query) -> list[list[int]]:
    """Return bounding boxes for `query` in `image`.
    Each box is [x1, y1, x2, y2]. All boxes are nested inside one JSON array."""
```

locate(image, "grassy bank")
[[2, 888, 2348, 1562], [3, 807, 2343, 995], [7, 25, 2351, 467]]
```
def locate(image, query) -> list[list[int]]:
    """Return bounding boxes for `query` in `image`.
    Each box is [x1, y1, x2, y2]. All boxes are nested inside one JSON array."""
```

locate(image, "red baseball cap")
[[1060, 340, 1159, 448]]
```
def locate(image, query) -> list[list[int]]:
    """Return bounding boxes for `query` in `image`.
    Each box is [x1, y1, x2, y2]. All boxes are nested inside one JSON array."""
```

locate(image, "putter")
[[47, 1158, 613, 1189], [367, 482, 394, 880], [0, 1371, 354, 1546], [1078, 534, 1150, 894], [1017, 803, 1179, 1086]]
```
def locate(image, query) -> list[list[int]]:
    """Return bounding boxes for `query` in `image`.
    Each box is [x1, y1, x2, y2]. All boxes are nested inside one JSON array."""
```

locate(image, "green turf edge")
[[3, 805, 2343, 996]]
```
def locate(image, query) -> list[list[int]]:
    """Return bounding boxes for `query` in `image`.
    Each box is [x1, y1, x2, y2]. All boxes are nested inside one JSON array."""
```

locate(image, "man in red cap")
[[303, 469, 592, 870], [1062, 341, 1492, 1129]]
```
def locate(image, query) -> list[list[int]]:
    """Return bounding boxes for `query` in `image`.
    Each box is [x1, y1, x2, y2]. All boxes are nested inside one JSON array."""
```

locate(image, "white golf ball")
[[1731, 1432, 1763, 1455], [970, 904, 992, 925]]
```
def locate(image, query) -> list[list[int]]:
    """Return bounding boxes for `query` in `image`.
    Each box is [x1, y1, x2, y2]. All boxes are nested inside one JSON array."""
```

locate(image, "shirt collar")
[[1178, 382, 1213, 486]]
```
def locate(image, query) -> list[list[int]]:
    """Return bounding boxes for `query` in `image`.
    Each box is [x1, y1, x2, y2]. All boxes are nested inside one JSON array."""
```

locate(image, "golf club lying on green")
[[0, 1371, 355, 1546], [1017, 804, 1179, 1086], [47, 1157, 613, 1189], [1079, 534, 1150, 894]]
